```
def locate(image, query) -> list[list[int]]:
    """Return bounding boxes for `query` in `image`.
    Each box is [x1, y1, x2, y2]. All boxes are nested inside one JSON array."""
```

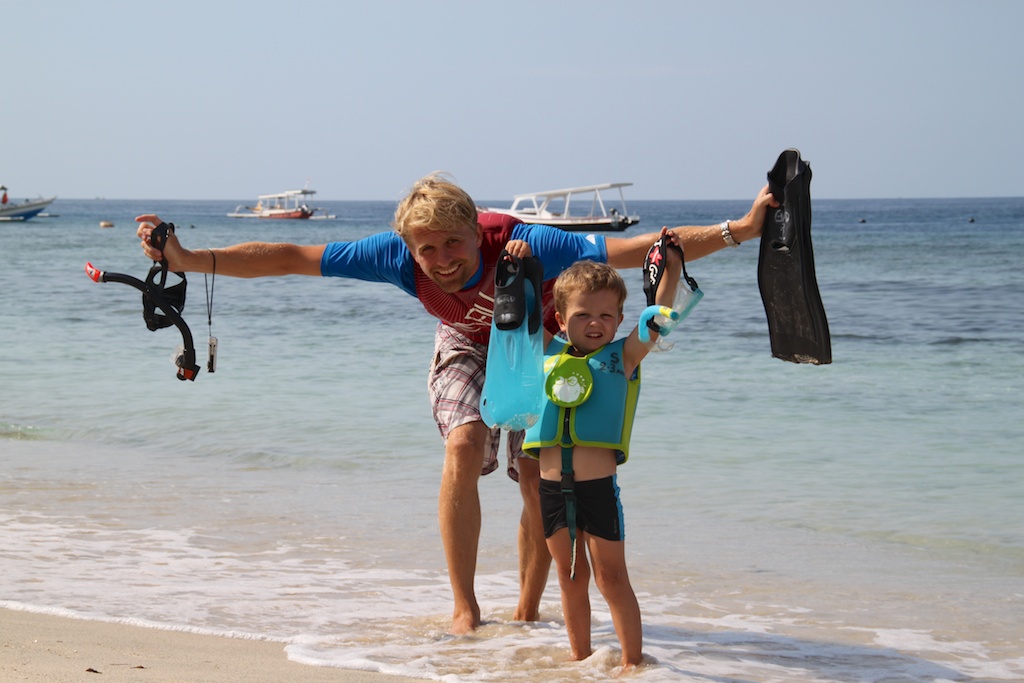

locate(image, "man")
[[137, 172, 776, 634]]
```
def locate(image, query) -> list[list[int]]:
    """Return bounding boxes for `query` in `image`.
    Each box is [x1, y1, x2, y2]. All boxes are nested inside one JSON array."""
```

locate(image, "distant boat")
[[0, 186, 57, 221], [479, 182, 639, 232], [227, 188, 334, 220]]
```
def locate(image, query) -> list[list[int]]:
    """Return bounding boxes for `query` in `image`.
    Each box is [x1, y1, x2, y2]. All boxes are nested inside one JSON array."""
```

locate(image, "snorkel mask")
[[85, 222, 201, 381], [642, 233, 703, 351]]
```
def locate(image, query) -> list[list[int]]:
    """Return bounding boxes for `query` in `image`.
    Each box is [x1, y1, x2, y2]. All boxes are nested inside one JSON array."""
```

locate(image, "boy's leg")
[[588, 536, 642, 667], [513, 456, 551, 621], [548, 527, 593, 661]]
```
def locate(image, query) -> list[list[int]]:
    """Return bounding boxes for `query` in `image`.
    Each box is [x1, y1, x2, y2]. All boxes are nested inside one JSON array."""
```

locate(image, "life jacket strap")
[[560, 445, 578, 581]]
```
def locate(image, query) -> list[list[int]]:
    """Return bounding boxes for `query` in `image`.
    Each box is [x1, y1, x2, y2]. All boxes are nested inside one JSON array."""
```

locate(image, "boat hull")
[[227, 208, 314, 219], [0, 197, 57, 221], [482, 209, 638, 232]]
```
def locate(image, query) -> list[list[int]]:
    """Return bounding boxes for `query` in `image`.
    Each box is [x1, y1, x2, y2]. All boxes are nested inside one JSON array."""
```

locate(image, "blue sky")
[[3, 1, 1021, 201]]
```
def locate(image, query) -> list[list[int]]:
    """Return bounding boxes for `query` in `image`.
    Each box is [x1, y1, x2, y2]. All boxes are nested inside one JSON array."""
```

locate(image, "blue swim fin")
[[480, 252, 545, 430], [758, 149, 832, 364]]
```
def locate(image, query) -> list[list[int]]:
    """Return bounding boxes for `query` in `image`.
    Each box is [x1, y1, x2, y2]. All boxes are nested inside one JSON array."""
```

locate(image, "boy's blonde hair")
[[552, 260, 628, 316], [392, 172, 479, 242]]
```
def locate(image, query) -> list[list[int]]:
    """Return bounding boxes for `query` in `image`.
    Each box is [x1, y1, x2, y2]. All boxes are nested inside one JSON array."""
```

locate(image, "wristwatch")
[[720, 221, 739, 247]]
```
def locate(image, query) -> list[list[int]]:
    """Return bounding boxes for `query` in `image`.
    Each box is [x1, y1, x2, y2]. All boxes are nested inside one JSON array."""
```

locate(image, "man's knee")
[[444, 422, 489, 475]]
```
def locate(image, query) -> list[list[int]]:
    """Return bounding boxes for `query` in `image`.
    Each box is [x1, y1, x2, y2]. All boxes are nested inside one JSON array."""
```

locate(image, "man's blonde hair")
[[552, 260, 628, 316], [392, 172, 479, 241]]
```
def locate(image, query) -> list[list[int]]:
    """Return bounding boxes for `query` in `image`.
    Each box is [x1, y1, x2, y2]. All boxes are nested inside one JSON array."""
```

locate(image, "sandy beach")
[[1, 608, 426, 683]]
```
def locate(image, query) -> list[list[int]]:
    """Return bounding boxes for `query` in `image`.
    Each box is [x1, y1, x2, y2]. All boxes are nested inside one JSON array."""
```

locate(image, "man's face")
[[406, 222, 483, 293]]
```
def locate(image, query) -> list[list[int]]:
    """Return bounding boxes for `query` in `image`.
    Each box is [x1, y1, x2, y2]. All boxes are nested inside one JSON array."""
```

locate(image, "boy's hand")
[[659, 227, 684, 290], [503, 239, 532, 259]]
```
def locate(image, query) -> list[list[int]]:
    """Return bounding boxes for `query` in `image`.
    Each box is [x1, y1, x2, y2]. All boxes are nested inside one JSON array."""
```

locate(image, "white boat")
[[0, 186, 57, 221], [227, 188, 333, 220], [479, 182, 639, 231]]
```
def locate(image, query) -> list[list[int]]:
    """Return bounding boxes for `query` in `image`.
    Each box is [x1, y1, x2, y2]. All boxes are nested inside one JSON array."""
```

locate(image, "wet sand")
[[1, 608, 426, 683]]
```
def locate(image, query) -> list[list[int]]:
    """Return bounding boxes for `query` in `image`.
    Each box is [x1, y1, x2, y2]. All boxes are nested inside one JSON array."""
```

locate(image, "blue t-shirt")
[[320, 223, 607, 296]]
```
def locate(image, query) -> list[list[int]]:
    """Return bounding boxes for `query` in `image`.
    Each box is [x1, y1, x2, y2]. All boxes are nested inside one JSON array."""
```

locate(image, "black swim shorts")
[[539, 475, 624, 542]]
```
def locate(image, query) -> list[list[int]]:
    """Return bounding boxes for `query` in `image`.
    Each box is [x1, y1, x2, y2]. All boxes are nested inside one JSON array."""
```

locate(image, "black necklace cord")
[[204, 249, 217, 373], [205, 250, 216, 332]]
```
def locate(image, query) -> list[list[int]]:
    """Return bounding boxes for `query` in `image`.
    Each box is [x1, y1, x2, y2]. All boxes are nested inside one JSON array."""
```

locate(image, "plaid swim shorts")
[[428, 324, 525, 481]]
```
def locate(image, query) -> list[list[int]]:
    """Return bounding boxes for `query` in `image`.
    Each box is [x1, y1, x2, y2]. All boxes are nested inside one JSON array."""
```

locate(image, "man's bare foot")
[[616, 658, 646, 677], [616, 663, 636, 677], [511, 604, 540, 622], [449, 606, 480, 635]]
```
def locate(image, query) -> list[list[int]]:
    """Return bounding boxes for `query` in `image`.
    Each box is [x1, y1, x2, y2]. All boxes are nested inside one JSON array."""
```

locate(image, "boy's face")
[[405, 222, 482, 293], [555, 288, 624, 355]]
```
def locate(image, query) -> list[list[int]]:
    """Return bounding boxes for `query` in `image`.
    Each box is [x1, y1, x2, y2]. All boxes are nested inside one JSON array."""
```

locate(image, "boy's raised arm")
[[622, 229, 683, 373]]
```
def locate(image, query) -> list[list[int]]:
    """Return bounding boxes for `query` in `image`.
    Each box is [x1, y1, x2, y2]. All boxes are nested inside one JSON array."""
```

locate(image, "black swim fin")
[[757, 149, 832, 365], [492, 251, 543, 334]]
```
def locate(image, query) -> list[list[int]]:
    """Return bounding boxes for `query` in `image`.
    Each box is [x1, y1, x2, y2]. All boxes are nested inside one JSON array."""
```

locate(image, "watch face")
[[721, 221, 738, 246]]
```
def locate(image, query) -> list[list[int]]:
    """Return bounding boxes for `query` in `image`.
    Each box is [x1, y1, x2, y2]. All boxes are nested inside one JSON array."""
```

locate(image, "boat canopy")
[[258, 189, 316, 201]]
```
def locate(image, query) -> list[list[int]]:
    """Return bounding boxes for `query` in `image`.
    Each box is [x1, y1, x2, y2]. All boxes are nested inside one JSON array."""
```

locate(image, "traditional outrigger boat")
[[227, 188, 330, 219], [479, 182, 639, 231], [0, 186, 57, 221]]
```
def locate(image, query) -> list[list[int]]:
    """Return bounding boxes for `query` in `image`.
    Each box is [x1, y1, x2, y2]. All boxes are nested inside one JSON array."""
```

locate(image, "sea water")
[[1, 196, 1022, 682]]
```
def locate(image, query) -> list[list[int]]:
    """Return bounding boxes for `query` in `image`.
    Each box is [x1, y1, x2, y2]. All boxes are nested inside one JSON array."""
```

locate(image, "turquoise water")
[[2, 197, 1022, 682]]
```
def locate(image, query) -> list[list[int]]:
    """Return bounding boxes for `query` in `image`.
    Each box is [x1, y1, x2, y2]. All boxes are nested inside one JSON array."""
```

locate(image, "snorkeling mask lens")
[[674, 283, 703, 322], [648, 280, 704, 352], [654, 280, 703, 333]]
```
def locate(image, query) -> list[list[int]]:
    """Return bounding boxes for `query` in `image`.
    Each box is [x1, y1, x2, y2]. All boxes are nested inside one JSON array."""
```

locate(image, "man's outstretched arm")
[[604, 184, 777, 268], [136, 214, 326, 277]]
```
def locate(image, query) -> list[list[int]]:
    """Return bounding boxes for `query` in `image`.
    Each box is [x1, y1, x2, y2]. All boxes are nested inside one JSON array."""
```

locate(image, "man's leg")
[[513, 456, 551, 621], [438, 421, 489, 634]]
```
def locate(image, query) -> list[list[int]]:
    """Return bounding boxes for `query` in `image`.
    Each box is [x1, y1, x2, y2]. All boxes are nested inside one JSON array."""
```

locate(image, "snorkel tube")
[[85, 222, 201, 381], [638, 306, 680, 344]]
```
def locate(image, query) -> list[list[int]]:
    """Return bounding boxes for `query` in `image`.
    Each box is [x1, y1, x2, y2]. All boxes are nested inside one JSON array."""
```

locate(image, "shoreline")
[[0, 608, 427, 683]]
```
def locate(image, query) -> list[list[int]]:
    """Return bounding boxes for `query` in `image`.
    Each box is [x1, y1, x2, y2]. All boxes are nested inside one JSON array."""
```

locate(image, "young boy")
[[523, 229, 683, 670]]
